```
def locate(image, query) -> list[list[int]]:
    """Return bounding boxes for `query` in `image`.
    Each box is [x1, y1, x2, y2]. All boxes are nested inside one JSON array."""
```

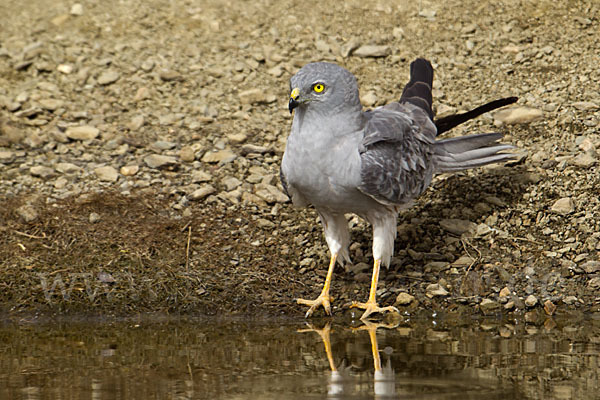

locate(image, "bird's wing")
[[358, 104, 437, 205]]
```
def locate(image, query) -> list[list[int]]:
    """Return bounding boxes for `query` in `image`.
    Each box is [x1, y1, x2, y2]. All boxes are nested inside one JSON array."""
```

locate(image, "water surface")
[[1, 313, 598, 399]]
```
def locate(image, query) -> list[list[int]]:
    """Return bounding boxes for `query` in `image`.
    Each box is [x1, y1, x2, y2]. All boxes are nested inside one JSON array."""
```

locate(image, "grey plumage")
[[282, 58, 515, 319]]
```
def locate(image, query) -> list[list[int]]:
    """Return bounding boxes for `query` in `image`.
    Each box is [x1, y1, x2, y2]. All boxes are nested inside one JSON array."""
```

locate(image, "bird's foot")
[[350, 300, 398, 320], [297, 293, 333, 318]]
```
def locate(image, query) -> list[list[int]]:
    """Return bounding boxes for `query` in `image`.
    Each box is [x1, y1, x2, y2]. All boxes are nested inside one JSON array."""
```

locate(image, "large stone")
[[179, 146, 196, 162], [66, 125, 100, 140], [395, 292, 415, 305], [30, 165, 55, 179], [480, 298, 501, 314], [201, 149, 237, 164], [425, 283, 449, 297], [56, 162, 82, 173], [571, 153, 596, 168], [191, 170, 212, 183], [0, 151, 15, 163], [238, 89, 276, 105], [97, 70, 120, 85], [144, 154, 177, 169], [572, 101, 599, 111], [439, 219, 477, 236], [190, 184, 216, 200], [94, 166, 119, 182], [551, 197, 574, 214], [353, 45, 391, 58], [494, 107, 543, 125], [39, 98, 64, 111], [255, 183, 289, 204], [16, 204, 39, 222], [120, 165, 139, 176]]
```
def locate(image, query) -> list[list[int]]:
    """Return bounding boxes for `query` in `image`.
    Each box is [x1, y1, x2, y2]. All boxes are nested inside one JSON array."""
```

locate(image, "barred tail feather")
[[434, 133, 515, 173]]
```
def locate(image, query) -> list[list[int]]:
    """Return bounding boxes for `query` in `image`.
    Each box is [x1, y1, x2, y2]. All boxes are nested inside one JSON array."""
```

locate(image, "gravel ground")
[[1, 0, 599, 317]]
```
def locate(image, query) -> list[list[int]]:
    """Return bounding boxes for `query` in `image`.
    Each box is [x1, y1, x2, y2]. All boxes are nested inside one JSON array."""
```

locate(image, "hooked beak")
[[289, 87, 300, 113]]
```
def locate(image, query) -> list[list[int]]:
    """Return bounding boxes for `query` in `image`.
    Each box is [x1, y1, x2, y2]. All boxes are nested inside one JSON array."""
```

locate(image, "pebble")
[[65, 125, 100, 141], [0, 151, 15, 163], [179, 146, 196, 162], [150, 140, 176, 151], [499, 287, 511, 297], [241, 144, 269, 155], [551, 197, 575, 214], [134, 87, 151, 102], [94, 166, 119, 182], [70, 3, 84, 16], [524, 295, 538, 307], [254, 183, 289, 204], [30, 166, 55, 179], [144, 154, 177, 169], [57, 64, 73, 74], [127, 115, 144, 131], [571, 153, 596, 168], [439, 219, 477, 236], [494, 107, 543, 125], [238, 89, 276, 105], [425, 283, 449, 298], [120, 165, 139, 176], [353, 45, 391, 58], [544, 300, 556, 316], [222, 176, 242, 191], [201, 149, 237, 164], [572, 101, 598, 111], [97, 70, 120, 85], [191, 170, 212, 183], [227, 133, 248, 144], [452, 256, 475, 267], [89, 212, 101, 223], [159, 69, 182, 81], [190, 184, 216, 200], [16, 204, 39, 222], [56, 162, 82, 173], [54, 177, 68, 189], [479, 298, 501, 314], [39, 99, 64, 111], [582, 261, 600, 274], [340, 38, 360, 57], [361, 91, 378, 107], [257, 218, 275, 229], [394, 292, 415, 305]]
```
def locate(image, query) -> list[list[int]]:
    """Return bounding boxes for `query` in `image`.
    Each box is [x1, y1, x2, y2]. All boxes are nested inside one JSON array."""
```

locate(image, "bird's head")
[[288, 62, 361, 115]]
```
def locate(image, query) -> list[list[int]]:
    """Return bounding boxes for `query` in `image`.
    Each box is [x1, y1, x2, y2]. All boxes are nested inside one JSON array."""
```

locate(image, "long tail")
[[434, 132, 515, 172], [400, 58, 434, 120], [435, 97, 518, 135]]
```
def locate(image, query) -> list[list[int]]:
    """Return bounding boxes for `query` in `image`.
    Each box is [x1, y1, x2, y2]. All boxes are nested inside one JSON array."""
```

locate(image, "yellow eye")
[[313, 83, 325, 93]]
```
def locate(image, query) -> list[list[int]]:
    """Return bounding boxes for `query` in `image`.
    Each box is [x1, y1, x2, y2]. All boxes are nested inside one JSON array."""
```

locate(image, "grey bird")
[[281, 58, 515, 319]]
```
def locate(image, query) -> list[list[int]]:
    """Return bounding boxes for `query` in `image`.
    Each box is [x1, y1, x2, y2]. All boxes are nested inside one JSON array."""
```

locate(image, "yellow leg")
[[298, 322, 336, 371], [297, 252, 337, 317], [351, 259, 399, 320], [352, 321, 400, 372]]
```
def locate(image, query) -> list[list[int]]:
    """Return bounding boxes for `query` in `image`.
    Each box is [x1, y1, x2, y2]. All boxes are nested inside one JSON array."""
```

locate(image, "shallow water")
[[1, 313, 599, 399]]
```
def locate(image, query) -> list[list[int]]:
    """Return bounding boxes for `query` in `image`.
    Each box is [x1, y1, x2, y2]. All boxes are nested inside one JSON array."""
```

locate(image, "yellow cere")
[[290, 88, 300, 99], [313, 83, 324, 93]]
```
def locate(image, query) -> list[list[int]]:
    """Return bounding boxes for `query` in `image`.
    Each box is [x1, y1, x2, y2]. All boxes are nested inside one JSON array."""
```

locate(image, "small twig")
[[460, 239, 482, 292], [185, 225, 192, 273], [181, 221, 192, 232], [14, 230, 47, 240]]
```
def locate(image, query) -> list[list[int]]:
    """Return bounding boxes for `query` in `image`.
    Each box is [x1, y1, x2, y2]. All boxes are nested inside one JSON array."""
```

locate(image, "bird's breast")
[[282, 121, 376, 213]]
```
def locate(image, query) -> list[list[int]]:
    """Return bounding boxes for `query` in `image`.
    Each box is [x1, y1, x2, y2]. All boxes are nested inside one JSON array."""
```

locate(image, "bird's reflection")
[[299, 321, 398, 398]]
